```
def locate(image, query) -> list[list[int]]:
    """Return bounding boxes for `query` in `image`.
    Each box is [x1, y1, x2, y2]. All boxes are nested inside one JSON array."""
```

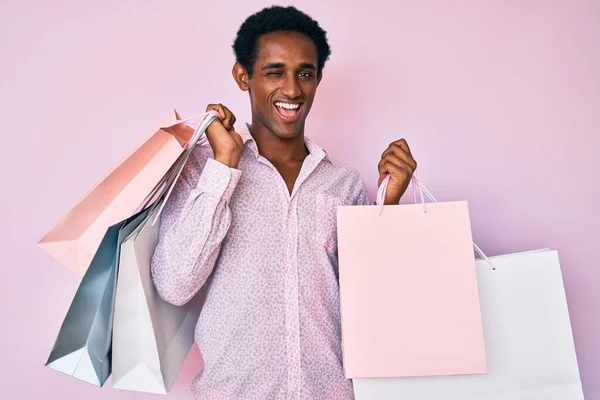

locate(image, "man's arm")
[[351, 172, 372, 206], [151, 149, 241, 306]]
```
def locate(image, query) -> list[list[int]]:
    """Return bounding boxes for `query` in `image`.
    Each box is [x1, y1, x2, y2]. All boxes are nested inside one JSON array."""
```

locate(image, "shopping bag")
[[37, 109, 202, 276], [111, 204, 204, 393], [111, 112, 218, 394], [45, 207, 150, 386], [45, 111, 220, 387], [352, 249, 584, 400], [336, 173, 487, 379]]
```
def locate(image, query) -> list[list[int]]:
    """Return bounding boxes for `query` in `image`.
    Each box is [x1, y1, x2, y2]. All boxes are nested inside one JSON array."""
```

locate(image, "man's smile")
[[273, 100, 303, 123]]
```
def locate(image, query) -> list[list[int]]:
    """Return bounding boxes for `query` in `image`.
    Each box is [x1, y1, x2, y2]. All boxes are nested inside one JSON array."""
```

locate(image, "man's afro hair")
[[232, 6, 331, 77]]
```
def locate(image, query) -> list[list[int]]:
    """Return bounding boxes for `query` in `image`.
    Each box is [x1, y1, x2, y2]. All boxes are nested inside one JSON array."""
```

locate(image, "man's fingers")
[[393, 138, 413, 158], [379, 161, 407, 180], [381, 144, 417, 171], [390, 144, 417, 170], [206, 103, 226, 120], [207, 103, 237, 129], [382, 153, 412, 172]]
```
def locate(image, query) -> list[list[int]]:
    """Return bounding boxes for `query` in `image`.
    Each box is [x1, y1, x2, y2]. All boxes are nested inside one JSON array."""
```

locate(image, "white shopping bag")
[[353, 249, 584, 400], [110, 111, 217, 394], [111, 205, 204, 394]]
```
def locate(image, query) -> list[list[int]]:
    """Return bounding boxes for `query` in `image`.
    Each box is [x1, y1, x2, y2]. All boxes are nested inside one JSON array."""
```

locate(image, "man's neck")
[[249, 120, 309, 165]]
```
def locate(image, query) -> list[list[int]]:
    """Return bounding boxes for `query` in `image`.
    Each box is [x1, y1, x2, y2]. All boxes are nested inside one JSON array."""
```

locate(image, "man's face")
[[238, 31, 321, 139]]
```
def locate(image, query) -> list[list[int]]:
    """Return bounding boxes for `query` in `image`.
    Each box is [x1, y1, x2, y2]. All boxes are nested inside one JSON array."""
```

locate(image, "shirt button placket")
[[284, 196, 302, 400]]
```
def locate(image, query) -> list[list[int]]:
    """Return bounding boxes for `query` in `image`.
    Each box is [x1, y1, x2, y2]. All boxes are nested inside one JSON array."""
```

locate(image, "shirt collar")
[[238, 123, 335, 165]]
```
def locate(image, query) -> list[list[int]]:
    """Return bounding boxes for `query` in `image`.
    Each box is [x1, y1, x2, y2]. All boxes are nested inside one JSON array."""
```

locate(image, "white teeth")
[[275, 102, 300, 110]]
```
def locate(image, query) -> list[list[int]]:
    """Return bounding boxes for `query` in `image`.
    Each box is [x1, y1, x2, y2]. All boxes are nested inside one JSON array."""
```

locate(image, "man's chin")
[[273, 130, 301, 140], [272, 121, 304, 139]]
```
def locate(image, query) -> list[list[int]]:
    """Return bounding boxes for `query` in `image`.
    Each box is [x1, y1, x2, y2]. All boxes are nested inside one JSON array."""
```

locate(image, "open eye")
[[299, 72, 313, 78]]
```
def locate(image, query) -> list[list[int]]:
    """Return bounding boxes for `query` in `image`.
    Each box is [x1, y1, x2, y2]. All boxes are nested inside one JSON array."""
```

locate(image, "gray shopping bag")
[[45, 208, 150, 386]]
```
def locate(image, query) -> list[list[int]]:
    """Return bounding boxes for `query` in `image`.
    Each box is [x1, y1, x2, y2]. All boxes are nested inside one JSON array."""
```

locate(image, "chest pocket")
[[314, 193, 344, 255]]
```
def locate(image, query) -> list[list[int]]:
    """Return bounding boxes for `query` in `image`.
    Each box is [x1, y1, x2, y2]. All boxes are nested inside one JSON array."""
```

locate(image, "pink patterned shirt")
[[151, 125, 370, 399]]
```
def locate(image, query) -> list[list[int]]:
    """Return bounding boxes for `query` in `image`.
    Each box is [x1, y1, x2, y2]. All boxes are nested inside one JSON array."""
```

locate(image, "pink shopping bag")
[[337, 173, 487, 379], [38, 110, 215, 276]]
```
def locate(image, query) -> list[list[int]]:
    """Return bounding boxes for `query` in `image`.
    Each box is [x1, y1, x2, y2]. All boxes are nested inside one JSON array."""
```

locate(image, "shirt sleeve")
[[151, 148, 242, 306], [351, 172, 372, 206]]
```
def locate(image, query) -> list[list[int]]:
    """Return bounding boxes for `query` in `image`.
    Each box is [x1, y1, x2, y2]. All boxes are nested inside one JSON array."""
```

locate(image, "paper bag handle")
[[151, 111, 221, 224], [161, 110, 220, 147], [376, 171, 496, 270], [136, 111, 221, 215], [377, 171, 426, 211]]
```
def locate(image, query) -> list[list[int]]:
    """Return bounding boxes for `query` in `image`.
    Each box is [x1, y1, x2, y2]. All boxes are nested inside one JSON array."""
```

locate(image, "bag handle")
[[150, 111, 220, 224], [377, 171, 496, 270], [160, 110, 220, 146], [161, 112, 213, 129], [377, 171, 427, 213], [136, 111, 221, 216]]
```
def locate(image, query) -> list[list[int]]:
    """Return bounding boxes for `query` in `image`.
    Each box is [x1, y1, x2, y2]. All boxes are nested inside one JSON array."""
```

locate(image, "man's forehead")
[[255, 31, 318, 61]]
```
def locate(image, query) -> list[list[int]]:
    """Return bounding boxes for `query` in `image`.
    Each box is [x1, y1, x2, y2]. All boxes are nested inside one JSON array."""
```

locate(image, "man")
[[151, 5, 417, 399]]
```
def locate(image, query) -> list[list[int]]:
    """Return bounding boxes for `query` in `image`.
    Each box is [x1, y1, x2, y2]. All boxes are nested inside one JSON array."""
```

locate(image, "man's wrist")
[[214, 153, 240, 169]]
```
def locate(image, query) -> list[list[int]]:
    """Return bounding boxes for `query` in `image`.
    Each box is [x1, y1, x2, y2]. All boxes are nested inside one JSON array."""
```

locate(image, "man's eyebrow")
[[261, 62, 285, 70], [261, 62, 317, 70], [299, 63, 316, 70]]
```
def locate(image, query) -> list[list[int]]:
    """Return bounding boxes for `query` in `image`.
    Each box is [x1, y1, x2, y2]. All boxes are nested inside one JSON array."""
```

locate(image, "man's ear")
[[317, 70, 323, 86], [232, 62, 250, 91]]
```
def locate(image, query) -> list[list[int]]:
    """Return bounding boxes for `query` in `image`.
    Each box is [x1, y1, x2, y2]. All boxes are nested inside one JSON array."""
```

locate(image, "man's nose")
[[281, 73, 301, 99]]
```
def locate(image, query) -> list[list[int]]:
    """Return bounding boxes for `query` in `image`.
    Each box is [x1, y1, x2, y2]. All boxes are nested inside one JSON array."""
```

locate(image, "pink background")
[[1, 1, 598, 398]]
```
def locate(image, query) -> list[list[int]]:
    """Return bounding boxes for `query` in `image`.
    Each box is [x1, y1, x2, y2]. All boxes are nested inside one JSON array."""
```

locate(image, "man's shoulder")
[[315, 154, 369, 203], [329, 157, 362, 177], [318, 153, 367, 188]]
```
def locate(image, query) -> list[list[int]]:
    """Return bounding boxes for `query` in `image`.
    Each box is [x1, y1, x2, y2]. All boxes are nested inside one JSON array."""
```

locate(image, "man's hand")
[[205, 103, 244, 169], [377, 139, 417, 205]]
